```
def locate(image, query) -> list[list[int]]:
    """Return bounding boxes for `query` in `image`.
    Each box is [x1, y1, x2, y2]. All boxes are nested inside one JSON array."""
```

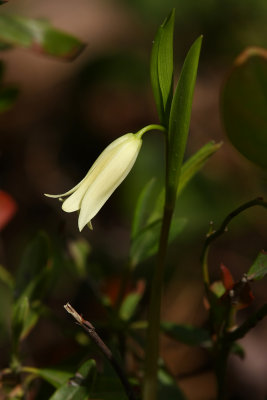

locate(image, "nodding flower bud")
[[45, 132, 142, 231]]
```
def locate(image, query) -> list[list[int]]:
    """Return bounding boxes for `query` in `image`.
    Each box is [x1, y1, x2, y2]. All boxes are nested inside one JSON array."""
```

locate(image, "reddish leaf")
[[0, 190, 17, 230], [220, 263, 234, 290]]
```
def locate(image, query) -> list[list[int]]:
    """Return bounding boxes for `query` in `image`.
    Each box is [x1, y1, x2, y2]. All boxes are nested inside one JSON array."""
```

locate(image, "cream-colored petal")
[[62, 135, 135, 213], [44, 175, 88, 199], [78, 135, 142, 231]]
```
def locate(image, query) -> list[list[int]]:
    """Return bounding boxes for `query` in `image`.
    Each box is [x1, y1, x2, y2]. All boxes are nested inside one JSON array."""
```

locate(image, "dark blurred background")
[[0, 1, 267, 399]]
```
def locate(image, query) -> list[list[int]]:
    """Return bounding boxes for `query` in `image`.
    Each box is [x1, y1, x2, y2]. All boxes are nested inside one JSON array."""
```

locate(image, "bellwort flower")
[[45, 132, 143, 231]]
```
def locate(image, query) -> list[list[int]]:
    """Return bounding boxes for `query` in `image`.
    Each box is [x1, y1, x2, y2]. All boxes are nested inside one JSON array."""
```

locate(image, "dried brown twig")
[[64, 303, 137, 400]]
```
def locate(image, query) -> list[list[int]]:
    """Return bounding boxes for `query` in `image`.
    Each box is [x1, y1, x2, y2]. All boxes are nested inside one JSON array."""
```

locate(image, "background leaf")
[[49, 359, 96, 400], [221, 47, 267, 169], [15, 232, 49, 298], [24, 366, 73, 389], [0, 264, 14, 289], [161, 321, 211, 347], [158, 368, 186, 400], [0, 86, 19, 112], [247, 250, 267, 280], [130, 216, 186, 267], [131, 178, 156, 238], [0, 15, 85, 60]]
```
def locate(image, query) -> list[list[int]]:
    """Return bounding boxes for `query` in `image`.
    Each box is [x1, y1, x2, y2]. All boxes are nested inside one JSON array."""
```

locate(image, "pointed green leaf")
[[119, 291, 142, 321], [230, 342, 245, 359], [157, 10, 175, 117], [131, 178, 156, 238], [68, 238, 91, 278], [0, 15, 85, 60], [49, 359, 96, 400], [15, 232, 49, 298], [247, 250, 267, 280], [0, 264, 14, 289], [161, 321, 211, 347], [12, 295, 29, 345], [158, 368, 186, 400], [150, 10, 175, 123], [221, 47, 267, 169], [25, 366, 73, 388], [167, 36, 202, 206], [130, 216, 186, 267], [178, 141, 222, 195]]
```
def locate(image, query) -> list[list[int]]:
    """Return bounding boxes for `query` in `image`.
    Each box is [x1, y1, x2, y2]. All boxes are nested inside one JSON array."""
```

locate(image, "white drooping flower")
[[45, 132, 142, 231]]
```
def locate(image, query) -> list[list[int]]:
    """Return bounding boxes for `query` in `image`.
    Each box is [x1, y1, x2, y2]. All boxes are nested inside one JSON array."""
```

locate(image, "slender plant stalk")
[[201, 197, 267, 287], [143, 203, 174, 400]]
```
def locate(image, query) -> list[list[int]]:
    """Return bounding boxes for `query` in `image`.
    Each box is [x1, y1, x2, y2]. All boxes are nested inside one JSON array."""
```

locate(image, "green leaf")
[[15, 232, 49, 298], [24, 366, 73, 389], [158, 368, 186, 400], [0, 264, 14, 289], [0, 15, 85, 60], [161, 321, 211, 347], [49, 359, 96, 400], [178, 141, 222, 195], [144, 141, 221, 227], [150, 10, 175, 124], [0, 86, 19, 112], [68, 238, 91, 278], [167, 35, 202, 206], [119, 291, 142, 321], [247, 250, 267, 280], [89, 357, 128, 400], [230, 342, 245, 359], [12, 295, 29, 345], [130, 216, 186, 267], [131, 178, 156, 238], [221, 47, 267, 169]]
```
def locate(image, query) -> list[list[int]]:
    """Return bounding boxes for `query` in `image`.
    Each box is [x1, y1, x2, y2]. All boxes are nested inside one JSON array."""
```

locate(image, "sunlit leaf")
[[247, 250, 267, 280], [25, 366, 73, 389], [167, 36, 202, 207], [150, 10, 175, 124], [221, 47, 267, 169], [161, 321, 211, 347], [0, 15, 85, 60]]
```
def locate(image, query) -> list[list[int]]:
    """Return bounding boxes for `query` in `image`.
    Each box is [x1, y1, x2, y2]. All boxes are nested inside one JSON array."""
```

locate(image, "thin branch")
[[201, 197, 267, 286], [64, 303, 137, 400], [227, 303, 267, 342]]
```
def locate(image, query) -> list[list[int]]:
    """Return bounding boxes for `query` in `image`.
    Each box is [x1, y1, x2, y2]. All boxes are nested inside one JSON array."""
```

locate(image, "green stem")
[[136, 124, 165, 139], [214, 341, 230, 400], [143, 204, 173, 400], [201, 197, 267, 290]]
